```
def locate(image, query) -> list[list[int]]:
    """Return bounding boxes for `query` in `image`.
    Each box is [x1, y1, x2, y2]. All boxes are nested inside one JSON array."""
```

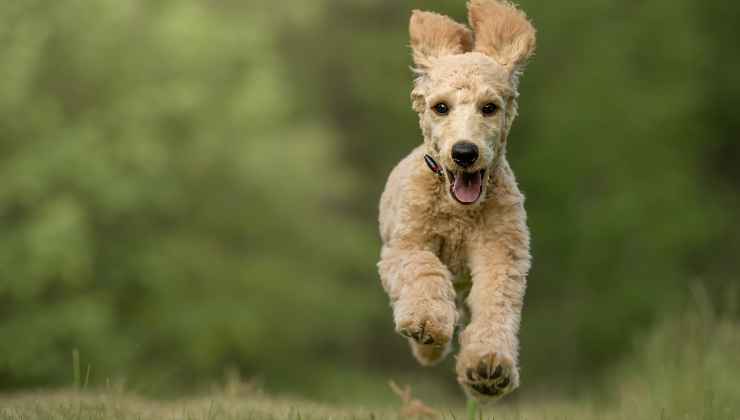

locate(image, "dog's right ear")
[[409, 10, 473, 73]]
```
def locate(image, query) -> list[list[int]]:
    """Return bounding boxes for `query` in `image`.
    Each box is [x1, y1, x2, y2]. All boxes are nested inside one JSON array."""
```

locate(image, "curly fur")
[[378, 0, 536, 402]]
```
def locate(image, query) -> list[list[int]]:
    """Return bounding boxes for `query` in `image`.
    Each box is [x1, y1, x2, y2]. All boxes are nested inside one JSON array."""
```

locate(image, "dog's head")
[[410, 0, 536, 206]]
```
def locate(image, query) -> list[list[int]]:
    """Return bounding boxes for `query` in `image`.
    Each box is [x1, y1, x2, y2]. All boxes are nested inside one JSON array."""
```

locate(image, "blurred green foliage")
[[0, 0, 738, 404]]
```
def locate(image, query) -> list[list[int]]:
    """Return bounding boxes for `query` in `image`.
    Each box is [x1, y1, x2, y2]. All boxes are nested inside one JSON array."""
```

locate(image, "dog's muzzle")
[[425, 154, 485, 205]]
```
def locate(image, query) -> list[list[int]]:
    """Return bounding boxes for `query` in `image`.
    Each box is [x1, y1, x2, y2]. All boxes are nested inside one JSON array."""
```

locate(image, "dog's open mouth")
[[446, 169, 485, 205]]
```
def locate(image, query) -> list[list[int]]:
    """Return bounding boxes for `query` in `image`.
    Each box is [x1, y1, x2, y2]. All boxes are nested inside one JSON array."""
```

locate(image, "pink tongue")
[[453, 171, 482, 203]]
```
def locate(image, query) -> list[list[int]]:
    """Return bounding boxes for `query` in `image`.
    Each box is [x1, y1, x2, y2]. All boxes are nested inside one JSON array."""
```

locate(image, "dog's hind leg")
[[378, 246, 457, 365], [409, 339, 451, 366]]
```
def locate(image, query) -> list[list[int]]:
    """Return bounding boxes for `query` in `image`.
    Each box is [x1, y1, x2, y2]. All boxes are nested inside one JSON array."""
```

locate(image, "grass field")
[[2, 304, 738, 420], [0, 383, 737, 420]]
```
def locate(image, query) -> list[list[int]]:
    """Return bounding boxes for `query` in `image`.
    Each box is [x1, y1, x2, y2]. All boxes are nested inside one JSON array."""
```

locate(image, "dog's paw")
[[457, 351, 518, 402], [394, 298, 456, 347], [397, 315, 453, 346]]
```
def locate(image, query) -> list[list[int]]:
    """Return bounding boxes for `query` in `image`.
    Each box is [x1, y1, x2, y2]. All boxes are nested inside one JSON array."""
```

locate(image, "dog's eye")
[[481, 103, 498, 116], [432, 102, 450, 116]]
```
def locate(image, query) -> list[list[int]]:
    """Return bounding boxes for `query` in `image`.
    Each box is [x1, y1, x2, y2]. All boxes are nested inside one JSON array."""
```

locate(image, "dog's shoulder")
[[486, 159, 525, 209], [379, 146, 442, 244]]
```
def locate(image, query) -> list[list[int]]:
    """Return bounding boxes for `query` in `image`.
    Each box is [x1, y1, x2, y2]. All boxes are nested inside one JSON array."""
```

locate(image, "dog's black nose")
[[451, 142, 479, 167]]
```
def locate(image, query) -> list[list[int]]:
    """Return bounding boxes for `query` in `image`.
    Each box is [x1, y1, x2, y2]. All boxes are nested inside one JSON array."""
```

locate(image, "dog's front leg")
[[456, 205, 531, 401], [378, 245, 457, 365]]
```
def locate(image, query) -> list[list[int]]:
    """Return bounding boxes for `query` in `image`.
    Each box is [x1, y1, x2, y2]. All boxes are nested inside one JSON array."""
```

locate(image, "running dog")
[[378, 0, 536, 401]]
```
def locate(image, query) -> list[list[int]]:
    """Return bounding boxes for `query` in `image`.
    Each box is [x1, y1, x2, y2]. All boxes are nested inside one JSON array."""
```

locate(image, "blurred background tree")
[[0, 0, 738, 404]]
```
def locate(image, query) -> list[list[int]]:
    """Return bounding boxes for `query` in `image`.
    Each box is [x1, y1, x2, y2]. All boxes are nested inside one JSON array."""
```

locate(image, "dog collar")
[[424, 154, 444, 177]]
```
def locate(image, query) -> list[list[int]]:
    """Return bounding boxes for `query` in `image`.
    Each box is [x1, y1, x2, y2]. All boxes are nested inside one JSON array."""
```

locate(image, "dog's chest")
[[431, 213, 478, 276]]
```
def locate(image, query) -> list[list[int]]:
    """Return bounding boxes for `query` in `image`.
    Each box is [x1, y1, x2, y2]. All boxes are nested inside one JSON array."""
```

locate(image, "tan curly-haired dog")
[[378, 0, 535, 402]]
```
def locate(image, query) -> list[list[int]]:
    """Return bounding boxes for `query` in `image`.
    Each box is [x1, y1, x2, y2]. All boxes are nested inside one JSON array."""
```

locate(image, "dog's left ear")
[[468, 0, 536, 82], [410, 10, 474, 73]]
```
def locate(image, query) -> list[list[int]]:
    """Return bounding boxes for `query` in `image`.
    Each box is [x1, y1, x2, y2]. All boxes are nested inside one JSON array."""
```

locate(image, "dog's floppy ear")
[[409, 10, 473, 72], [468, 0, 536, 77]]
